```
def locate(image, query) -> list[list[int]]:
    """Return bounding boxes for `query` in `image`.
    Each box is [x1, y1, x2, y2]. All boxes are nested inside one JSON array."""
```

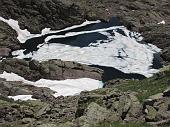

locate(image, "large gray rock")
[[73, 102, 120, 127], [124, 93, 144, 123], [145, 105, 158, 122], [0, 48, 11, 57], [85, 102, 120, 124]]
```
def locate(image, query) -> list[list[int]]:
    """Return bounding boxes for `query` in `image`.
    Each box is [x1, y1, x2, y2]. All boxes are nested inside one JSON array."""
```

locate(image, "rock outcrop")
[[0, 0, 86, 33], [144, 89, 170, 126], [0, 21, 20, 50], [0, 58, 103, 81]]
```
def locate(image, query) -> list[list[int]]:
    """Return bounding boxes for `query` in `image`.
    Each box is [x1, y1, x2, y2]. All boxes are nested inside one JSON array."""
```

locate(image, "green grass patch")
[[113, 69, 170, 102], [93, 122, 151, 127]]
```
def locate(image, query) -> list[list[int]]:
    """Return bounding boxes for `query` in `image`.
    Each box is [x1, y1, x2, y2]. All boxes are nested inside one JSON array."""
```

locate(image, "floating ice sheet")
[[0, 17, 161, 77], [13, 27, 161, 77]]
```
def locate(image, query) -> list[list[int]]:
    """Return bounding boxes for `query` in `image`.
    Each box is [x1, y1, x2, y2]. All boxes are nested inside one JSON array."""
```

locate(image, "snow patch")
[[158, 20, 165, 25], [0, 17, 32, 43], [8, 95, 36, 101], [0, 72, 103, 97]]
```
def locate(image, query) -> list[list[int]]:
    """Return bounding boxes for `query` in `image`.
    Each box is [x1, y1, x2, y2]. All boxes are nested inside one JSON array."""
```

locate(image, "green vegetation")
[[93, 122, 151, 127], [114, 67, 170, 102]]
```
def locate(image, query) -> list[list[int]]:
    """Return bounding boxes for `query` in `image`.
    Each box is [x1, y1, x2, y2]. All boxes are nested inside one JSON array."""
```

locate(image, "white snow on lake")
[[13, 27, 161, 77], [0, 17, 161, 77], [0, 72, 103, 97]]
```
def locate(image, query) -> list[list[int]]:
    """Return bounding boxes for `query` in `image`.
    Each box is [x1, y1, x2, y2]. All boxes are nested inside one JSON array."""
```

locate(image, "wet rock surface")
[[0, 58, 103, 81]]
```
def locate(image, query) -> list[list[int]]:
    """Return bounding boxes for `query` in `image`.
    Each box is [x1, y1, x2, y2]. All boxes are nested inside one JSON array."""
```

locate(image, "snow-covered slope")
[[0, 72, 103, 98]]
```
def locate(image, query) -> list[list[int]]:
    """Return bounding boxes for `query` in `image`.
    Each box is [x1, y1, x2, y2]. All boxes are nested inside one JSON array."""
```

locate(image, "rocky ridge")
[[0, 58, 103, 81]]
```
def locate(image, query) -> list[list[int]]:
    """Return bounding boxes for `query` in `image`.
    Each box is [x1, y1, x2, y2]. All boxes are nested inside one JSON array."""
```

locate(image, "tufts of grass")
[[113, 68, 170, 102], [93, 122, 151, 127]]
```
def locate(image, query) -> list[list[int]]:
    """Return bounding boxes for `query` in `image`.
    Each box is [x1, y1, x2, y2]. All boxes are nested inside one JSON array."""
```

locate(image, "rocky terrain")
[[0, 67, 169, 127], [0, 21, 20, 50], [0, 0, 170, 127]]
